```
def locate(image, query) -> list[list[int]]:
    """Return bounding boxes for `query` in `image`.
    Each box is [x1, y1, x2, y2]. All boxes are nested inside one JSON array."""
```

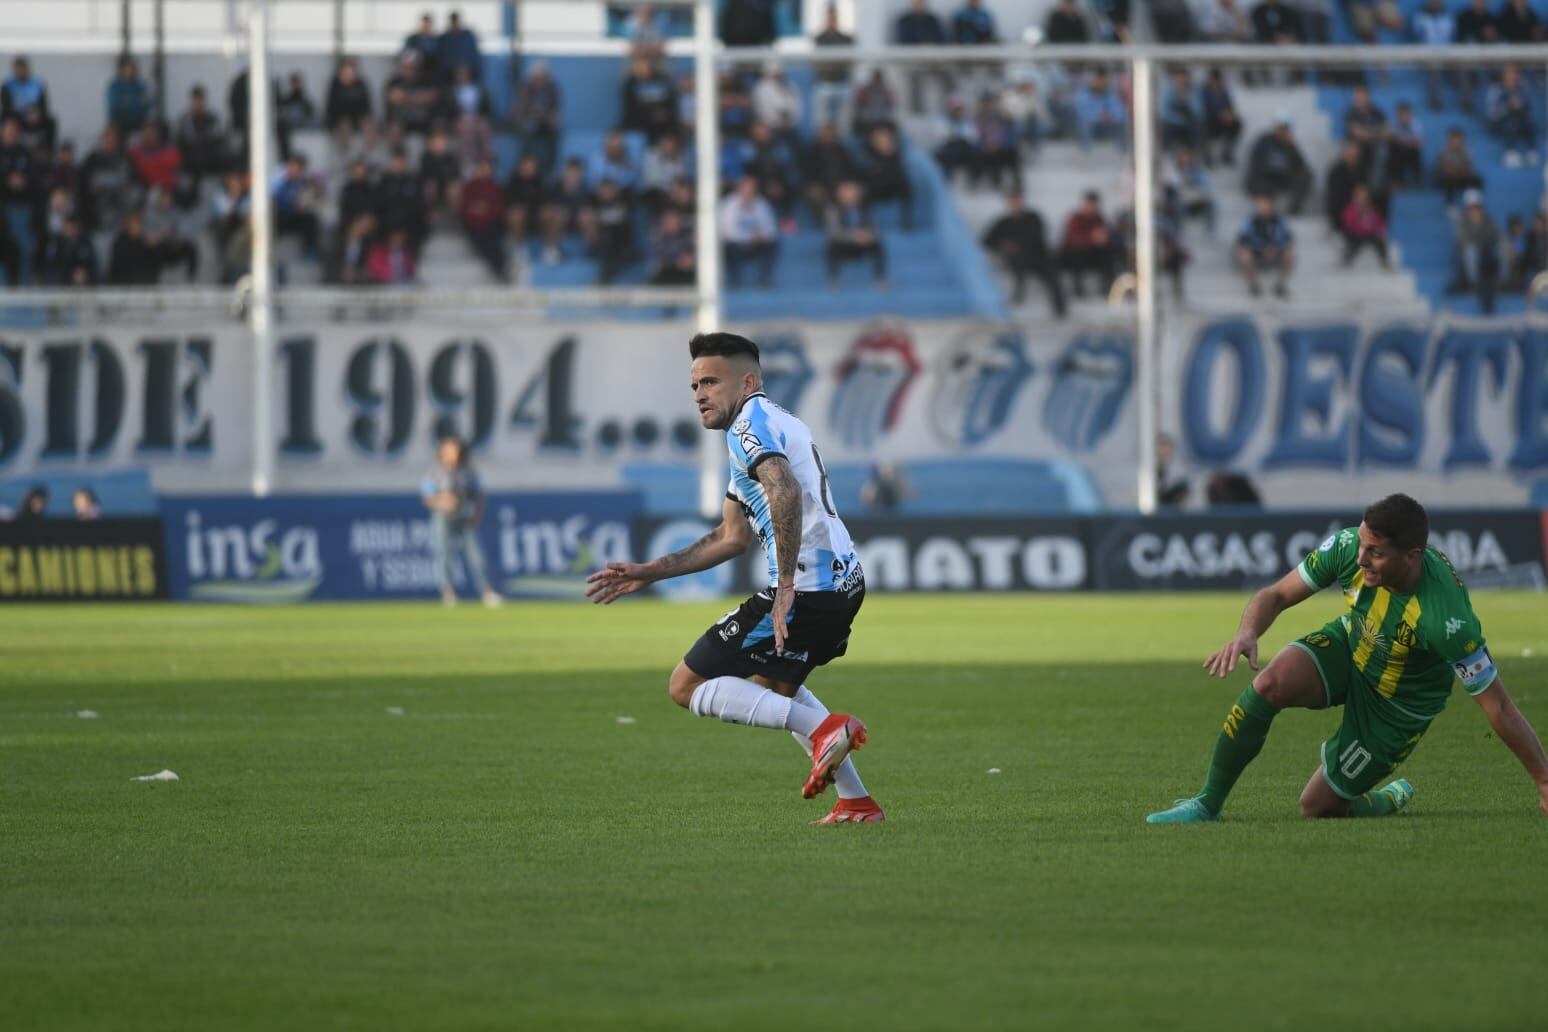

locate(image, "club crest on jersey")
[[1305, 632, 1333, 648], [929, 327, 1033, 447], [718, 620, 740, 642], [828, 323, 921, 448]]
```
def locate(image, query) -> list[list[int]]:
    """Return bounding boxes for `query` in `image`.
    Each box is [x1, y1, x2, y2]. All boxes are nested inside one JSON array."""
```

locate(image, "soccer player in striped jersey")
[[1148, 493, 1548, 823], [585, 332, 882, 824]]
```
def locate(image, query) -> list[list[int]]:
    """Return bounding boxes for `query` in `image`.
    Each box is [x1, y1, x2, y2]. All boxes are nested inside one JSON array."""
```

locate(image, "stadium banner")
[[635, 514, 1092, 597], [1162, 314, 1548, 508], [0, 319, 1138, 504], [637, 509, 1544, 599], [0, 326, 252, 494], [159, 491, 639, 602], [0, 517, 169, 602], [1087, 510, 1547, 592]]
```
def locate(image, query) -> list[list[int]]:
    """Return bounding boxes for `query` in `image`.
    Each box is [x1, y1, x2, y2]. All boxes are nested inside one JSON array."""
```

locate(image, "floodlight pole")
[[248, 0, 276, 497], [1132, 56, 1158, 516], [693, 0, 724, 519]]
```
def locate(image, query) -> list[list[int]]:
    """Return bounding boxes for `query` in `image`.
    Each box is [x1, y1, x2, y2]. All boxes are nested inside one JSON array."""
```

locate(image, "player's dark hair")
[[1363, 493, 1428, 553], [438, 433, 467, 467], [688, 332, 760, 364]]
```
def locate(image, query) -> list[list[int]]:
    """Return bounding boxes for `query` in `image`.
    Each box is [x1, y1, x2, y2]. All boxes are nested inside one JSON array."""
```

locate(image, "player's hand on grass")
[[1204, 633, 1259, 678], [772, 583, 795, 652], [584, 562, 654, 604]]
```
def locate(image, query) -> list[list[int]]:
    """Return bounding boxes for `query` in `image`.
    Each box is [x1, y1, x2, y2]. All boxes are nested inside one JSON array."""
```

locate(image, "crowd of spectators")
[[3, 1, 1544, 311]]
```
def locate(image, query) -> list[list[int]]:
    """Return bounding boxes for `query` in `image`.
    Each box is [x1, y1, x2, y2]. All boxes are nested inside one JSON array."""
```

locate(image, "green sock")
[[1197, 686, 1279, 815], [1351, 787, 1398, 817]]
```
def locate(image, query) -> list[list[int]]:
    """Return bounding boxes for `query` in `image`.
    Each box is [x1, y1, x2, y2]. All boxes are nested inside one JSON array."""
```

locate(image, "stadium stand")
[[0, 0, 1542, 323]]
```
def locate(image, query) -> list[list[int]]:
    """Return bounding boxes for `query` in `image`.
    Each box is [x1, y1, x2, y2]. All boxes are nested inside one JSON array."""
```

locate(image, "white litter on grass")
[[987, 768, 1002, 775], [77, 710, 98, 719], [616, 716, 637, 725], [131, 769, 179, 782], [385, 706, 405, 716]]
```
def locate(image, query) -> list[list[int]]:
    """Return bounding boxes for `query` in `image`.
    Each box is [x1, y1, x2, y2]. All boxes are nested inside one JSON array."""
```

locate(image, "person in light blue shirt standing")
[[422, 435, 502, 607]]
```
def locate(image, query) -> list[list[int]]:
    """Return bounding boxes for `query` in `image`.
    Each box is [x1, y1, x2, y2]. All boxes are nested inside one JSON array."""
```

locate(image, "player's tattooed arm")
[[755, 456, 802, 587], [586, 498, 751, 603], [754, 455, 802, 650]]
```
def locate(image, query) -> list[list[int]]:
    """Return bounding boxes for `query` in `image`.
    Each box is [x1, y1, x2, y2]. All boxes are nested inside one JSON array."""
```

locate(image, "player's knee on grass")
[[668, 663, 703, 709], [1299, 771, 1354, 819]]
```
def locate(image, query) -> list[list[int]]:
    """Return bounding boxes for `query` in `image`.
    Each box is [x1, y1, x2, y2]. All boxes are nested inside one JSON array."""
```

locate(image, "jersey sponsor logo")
[[1041, 335, 1133, 454], [836, 557, 864, 596], [1356, 615, 1389, 658], [929, 327, 1033, 448], [1318, 534, 1337, 552], [829, 324, 921, 448]]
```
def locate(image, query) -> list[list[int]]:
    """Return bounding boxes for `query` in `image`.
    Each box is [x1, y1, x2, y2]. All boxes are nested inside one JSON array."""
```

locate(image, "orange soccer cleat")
[[801, 714, 867, 799], [814, 795, 886, 825]]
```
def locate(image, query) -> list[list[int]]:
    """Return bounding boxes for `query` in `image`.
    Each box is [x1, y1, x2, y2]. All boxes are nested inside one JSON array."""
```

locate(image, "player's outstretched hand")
[[584, 562, 654, 605], [771, 583, 795, 652], [1204, 633, 1259, 678]]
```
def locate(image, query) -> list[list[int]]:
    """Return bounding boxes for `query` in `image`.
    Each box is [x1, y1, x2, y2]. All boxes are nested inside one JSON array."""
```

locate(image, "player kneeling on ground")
[[586, 332, 883, 825], [1149, 493, 1548, 823]]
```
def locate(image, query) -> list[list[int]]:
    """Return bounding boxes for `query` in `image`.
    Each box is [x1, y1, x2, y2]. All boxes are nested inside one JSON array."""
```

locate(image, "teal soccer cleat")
[[1145, 797, 1220, 824], [1370, 779, 1414, 815]]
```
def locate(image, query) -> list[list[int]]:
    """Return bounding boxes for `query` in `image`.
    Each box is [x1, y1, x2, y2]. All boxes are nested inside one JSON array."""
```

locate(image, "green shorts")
[[1290, 619, 1431, 799]]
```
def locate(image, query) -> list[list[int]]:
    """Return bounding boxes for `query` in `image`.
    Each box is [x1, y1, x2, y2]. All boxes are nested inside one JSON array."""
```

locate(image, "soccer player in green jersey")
[[1148, 494, 1548, 823]]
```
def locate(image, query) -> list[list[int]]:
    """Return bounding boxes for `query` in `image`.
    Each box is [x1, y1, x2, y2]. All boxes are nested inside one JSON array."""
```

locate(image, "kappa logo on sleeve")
[[1444, 617, 1464, 638]]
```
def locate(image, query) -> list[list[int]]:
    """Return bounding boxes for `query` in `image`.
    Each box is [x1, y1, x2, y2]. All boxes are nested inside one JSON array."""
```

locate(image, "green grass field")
[[3, 593, 1547, 1030]]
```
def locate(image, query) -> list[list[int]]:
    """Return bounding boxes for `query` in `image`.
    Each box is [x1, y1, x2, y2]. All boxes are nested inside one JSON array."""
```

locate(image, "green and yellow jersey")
[[1297, 527, 1499, 722]]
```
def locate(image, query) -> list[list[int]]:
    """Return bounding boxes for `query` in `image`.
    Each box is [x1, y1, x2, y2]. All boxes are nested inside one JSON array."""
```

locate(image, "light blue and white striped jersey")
[[725, 392, 859, 593]]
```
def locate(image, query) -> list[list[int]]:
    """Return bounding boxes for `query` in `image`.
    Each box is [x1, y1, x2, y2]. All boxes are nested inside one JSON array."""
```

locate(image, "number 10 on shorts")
[[1338, 740, 1373, 780]]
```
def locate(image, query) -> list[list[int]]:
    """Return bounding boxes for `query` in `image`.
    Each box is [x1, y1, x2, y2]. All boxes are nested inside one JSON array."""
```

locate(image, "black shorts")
[[683, 579, 865, 686]]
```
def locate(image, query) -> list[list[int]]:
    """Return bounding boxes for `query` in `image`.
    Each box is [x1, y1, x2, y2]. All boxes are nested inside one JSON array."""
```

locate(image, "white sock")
[[790, 685, 869, 801], [688, 676, 823, 736]]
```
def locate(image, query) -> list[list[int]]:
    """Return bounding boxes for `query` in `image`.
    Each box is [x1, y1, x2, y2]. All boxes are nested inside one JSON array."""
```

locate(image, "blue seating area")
[[0, 467, 157, 517], [496, 56, 1004, 322], [622, 458, 1103, 517], [1318, 1, 1546, 315]]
